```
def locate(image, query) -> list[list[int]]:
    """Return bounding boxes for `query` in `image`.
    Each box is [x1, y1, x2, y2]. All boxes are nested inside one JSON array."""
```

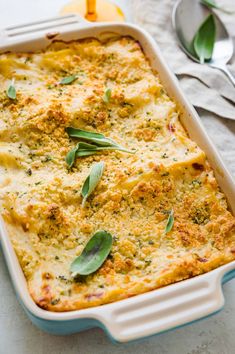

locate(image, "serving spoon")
[[172, 0, 235, 86]]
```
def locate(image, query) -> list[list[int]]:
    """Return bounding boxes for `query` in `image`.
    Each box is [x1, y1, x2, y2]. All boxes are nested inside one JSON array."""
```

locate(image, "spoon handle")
[[212, 63, 235, 87]]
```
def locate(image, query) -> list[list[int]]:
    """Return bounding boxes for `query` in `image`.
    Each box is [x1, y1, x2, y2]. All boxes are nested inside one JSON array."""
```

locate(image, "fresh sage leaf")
[[60, 75, 77, 85], [70, 230, 112, 276], [193, 14, 216, 64], [201, 0, 218, 8], [65, 127, 135, 167], [65, 140, 132, 168], [103, 88, 112, 103], [201, 0, 234, 14], [66, 127, 133, 152], [81, 162, 105, 207], [76, 142, 98, 156], [67, 127, 114, 147], [65, 145, 79, 168], [65, 127, 134, 167], [65, 142, 98, 168], [165, 209, 174, 233], [6, 79, 16, 100]]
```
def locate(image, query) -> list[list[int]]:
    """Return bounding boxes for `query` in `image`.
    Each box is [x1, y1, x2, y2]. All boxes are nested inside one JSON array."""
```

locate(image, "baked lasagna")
[[0, 36, 234, 312]]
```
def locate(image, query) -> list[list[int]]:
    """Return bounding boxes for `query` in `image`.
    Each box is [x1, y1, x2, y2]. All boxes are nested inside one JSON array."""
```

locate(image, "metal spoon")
[[172, 0, 235, 86]]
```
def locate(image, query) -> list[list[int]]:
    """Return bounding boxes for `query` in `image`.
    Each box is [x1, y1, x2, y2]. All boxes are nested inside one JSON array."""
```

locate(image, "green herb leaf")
[[81, 162, 104, 207], [193, 14, 216, 64], [70, 230, 112, 276], [6, 79, 16, 99], [67, 127, 113, 147], [103, 88, 112, 103], [60, 75, 77, 85], [75, 142, 99, 156], [65, 145, 79, 168], [201, 0, 234, 14], [65, 141, 133, 168], [165, 209, 174, 233], [66, 127, 133, 152], [65, 127, 134, 167], [201, 0, 217, 8], [65, 142, 97, 168]]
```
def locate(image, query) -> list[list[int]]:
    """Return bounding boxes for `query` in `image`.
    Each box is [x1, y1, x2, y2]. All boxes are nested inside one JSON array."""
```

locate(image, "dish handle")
[[0, 14, 89, 48], [95, 262, 235, 343]]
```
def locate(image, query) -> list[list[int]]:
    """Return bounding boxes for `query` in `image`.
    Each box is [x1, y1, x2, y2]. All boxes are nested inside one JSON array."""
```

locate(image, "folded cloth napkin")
[[130, 0, 235, 120]]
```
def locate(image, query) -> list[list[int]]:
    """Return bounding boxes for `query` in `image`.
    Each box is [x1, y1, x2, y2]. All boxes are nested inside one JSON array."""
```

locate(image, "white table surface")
[[0, 1, 234, 353]]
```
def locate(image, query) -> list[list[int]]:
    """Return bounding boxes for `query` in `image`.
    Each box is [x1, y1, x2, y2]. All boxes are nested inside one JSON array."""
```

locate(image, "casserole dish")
[[0, 14, 235, 343]]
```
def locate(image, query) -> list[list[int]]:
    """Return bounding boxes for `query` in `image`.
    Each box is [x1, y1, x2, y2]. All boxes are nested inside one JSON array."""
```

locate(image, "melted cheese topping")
[[0, 37, 234, 312]]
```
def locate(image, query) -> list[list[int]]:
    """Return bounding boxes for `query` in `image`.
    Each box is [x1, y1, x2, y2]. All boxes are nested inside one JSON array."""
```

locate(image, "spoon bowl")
[[172, 0, 235, 85]]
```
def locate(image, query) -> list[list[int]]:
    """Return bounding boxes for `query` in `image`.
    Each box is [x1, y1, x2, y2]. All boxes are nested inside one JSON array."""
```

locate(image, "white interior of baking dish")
[[0, 16, 235, 342]]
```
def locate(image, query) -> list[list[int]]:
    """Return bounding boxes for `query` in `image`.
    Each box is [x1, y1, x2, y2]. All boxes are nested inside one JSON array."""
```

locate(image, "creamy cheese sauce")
[[0, 37, 234, 311]]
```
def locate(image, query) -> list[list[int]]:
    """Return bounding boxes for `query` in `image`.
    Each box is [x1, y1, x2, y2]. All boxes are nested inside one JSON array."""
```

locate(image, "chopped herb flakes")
[[51, 298, 60, 305], [26, 168, 32, 176], [161, 153, 168, 159]]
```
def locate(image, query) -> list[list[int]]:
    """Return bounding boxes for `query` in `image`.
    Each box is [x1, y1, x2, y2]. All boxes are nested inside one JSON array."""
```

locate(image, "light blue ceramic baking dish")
[[0, 14, 235, 343]]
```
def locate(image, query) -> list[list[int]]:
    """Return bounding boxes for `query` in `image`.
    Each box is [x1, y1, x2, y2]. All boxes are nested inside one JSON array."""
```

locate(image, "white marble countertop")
[[0, 1, 234, 353]]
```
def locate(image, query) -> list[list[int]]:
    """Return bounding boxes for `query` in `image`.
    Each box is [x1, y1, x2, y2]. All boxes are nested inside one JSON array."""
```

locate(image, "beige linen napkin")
[[130, 0, 235, 120]]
